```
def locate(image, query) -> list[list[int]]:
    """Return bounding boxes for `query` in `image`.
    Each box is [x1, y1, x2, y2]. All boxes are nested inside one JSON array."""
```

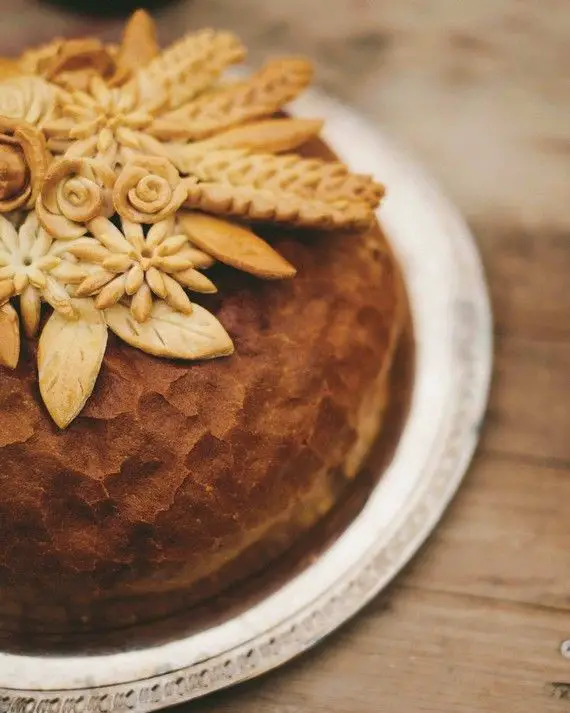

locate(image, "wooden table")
[[2, 1, 568, 710]]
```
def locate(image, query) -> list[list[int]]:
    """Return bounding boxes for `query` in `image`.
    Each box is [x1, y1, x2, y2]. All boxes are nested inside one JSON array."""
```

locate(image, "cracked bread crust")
[[0, 137, 406, 635]]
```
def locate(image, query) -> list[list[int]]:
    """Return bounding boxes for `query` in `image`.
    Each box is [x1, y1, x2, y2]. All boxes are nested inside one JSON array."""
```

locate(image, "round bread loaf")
[[0, 138, 406, 635]]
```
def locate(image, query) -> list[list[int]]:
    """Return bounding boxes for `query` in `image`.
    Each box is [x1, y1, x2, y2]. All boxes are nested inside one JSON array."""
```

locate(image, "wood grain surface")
[[0, 1, 567, 710]]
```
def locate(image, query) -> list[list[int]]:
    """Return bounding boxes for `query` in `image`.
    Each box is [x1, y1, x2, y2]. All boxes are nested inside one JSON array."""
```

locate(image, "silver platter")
[[0, 92, 492, 708]]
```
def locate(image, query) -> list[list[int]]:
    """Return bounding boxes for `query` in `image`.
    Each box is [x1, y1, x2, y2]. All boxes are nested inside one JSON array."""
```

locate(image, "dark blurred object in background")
[[41, 0, 182, 17]]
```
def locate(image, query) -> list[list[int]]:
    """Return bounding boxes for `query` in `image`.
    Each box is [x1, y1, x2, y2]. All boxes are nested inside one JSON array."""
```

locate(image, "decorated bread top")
[[0, 10, 384, 429]]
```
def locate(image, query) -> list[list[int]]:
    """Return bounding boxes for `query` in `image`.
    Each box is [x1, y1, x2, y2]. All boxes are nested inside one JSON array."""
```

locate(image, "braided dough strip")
[[150, 58, 313, 140], [174, 148, 383, 207], [183, 178, 374, 231], [132, 29, 246, 109]]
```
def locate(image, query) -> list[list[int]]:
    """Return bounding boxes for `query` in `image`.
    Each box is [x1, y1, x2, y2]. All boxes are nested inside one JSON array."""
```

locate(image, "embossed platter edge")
[[0, 91, 492, 709]]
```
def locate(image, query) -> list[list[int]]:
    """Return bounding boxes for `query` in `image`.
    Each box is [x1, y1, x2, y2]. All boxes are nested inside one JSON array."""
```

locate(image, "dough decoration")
[[0, 9, 384, 427]]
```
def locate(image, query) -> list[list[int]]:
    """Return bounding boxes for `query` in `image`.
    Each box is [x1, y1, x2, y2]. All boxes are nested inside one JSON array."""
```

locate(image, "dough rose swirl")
[[0, 116, 48, 212], [36, 157, 116, 239], [113, 156, 187, 224]]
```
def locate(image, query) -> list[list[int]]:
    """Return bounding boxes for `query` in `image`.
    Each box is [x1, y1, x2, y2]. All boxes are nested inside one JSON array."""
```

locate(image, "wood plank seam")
[[397, 583, 570, 618]]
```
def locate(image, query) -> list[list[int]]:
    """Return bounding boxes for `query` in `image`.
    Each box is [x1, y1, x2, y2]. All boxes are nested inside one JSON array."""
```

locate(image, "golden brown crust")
[[0, 137, 406, 634]]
